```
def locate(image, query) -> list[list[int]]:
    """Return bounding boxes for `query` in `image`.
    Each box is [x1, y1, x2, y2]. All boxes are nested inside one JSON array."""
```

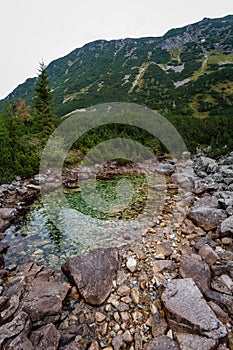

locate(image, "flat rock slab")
[[22, 277, 70, 324], [176, 333, 217, 350], [62, 248, 119, 305], [161, 278, 227, 340], [146, 335, 179, 350]]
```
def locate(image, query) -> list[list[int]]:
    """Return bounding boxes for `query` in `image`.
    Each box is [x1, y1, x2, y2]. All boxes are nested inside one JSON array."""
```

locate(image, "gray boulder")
[[195, 156, 218, 174], [161, 278, 227, 340], [219, 215, 233, 236], [188, 207, 227, 231]]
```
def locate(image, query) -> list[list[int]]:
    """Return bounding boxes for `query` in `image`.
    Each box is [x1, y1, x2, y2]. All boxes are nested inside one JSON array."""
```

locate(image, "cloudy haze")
[[1, 0, 233, 99]]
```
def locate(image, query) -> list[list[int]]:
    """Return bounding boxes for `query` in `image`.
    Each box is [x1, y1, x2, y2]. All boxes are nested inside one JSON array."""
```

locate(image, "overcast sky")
[[1, 0, 233, 99]]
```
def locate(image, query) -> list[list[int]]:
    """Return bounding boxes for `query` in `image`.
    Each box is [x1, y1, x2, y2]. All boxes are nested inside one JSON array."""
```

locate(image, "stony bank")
[[0, 153, 232, 350]]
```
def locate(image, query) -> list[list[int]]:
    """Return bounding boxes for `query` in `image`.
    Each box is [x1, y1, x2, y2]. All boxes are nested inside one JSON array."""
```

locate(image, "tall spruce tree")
[[33, 61, 57, 138]]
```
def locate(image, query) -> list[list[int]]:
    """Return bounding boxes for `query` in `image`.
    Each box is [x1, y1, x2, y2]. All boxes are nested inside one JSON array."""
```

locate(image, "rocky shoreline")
[[0, 153, 232, 349]]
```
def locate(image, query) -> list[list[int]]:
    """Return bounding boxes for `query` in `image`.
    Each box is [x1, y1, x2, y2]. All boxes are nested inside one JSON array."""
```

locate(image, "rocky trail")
[[0, 152, 232, 349]]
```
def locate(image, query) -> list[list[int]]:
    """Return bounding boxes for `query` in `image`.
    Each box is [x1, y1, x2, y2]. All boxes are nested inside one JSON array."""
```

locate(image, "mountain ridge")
[[2, 14, 233, 117]]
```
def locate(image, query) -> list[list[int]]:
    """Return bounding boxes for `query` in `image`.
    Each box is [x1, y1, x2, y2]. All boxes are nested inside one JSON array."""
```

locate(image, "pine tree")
[[33, 61, 57, 138]]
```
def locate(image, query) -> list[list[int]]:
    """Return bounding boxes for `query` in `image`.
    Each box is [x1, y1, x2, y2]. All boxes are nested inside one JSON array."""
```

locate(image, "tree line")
[[0, 63, 232, 184], [0, 62, 58, 183]]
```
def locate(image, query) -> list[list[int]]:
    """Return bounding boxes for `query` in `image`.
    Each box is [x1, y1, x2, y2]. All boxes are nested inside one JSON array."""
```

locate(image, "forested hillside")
[[0, 15, 233, 184], [2, 15, 233, 118]]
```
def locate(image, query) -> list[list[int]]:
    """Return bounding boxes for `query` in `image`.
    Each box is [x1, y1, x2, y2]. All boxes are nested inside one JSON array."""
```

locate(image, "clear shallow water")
[[4, 175, 166, 269]]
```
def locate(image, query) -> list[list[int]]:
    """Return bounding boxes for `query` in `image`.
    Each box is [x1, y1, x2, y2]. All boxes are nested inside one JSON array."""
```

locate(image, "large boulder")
[[161, 278, 227, 341], [62, 248, 119, 305], [188, 207, 227, 231], [154, 163, 174, 175], [194, 156, 218, 175]]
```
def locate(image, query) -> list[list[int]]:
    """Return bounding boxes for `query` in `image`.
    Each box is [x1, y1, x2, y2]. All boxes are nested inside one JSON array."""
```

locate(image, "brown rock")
[[131, 287, 140, 304], [179, 254, 211, 293], [222, 237, 232, 245], [198, 244, 219, 265], [0, 218, 10, 232], [205, 289, 233, 315], [151, 312, 168, 337], [176, 333, 217, 350], [207, 301, 228, 322], [179, 244, 193, 255], [134, 331, 142, 350], [62, 248, 119, 305], [116, 301, 129, 312], [156, 242, 173, 257], [153, 260, 177, 274], [0, 242, 10, 254], [30, 323, 60, 350], [116, 270, 128, 286], [22, 277, 69, 324], [117, 285, 130, 296], [0, 208, 17, 220], [95, 312, 106, 323], [161, 278, 227, 340], [211, 275, 233, 295], [120, 311, 131, 323], [63, 341, 81, 350], [136, 249, 146, 260], [122, 330, 133, 344], [146, 335, 179, 350], [112, 334, 123, 350], [0, 311, 30, 348], [89, 340, 100, 350], [7, 335, 34, 350]]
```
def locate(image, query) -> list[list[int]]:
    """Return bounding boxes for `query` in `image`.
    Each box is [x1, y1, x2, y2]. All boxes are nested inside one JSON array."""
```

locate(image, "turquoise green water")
[[4, 175, 165, 268]]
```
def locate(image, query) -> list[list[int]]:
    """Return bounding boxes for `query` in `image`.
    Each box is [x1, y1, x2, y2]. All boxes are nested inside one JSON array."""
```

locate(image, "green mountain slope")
[[2, 15, 233, 117]]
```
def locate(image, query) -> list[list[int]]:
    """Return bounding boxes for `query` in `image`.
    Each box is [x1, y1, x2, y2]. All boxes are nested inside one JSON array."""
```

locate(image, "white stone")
[[126, 257, 137, 272]]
